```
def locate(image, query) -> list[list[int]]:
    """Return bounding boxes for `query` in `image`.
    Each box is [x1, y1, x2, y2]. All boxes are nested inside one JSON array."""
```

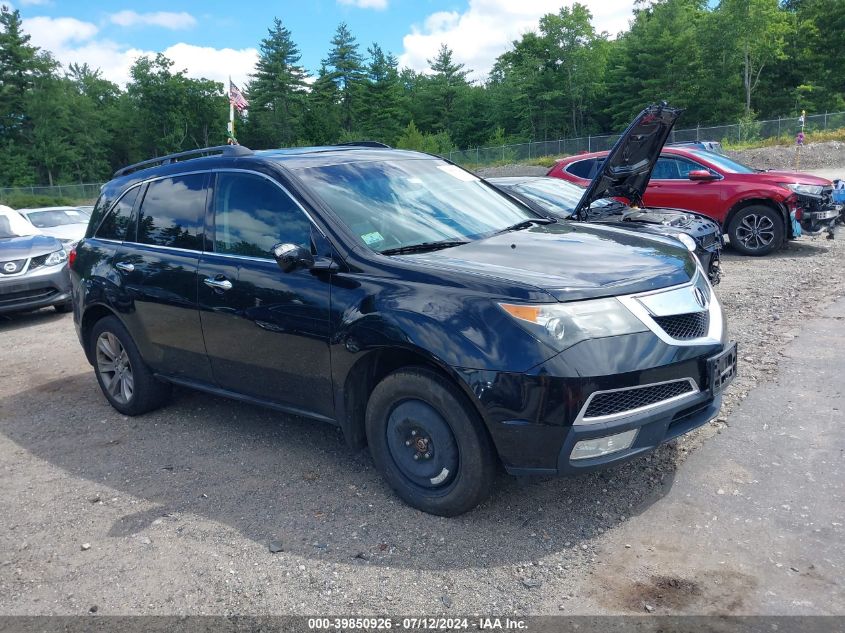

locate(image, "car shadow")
[[0, 307, 67, 332], [0, 372, 680, 571]]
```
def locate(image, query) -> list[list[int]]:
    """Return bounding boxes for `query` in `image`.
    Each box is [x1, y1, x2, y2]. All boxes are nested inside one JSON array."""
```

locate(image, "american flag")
[[229, 80, 249, 112]]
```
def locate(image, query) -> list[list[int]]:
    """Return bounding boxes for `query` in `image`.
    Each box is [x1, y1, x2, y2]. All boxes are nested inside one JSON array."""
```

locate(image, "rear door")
[[198, 171, 334, 418], [113, 172, 213, 382]]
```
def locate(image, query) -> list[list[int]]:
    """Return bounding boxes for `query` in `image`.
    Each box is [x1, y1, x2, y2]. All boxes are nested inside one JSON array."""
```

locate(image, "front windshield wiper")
[[493, 217, 556, 235], [379, 240, 469, 256]]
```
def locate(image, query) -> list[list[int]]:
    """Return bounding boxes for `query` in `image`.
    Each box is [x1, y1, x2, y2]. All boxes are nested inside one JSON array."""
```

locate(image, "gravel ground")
[[1, 220, 844, 616], [728, 140, 845, 171]]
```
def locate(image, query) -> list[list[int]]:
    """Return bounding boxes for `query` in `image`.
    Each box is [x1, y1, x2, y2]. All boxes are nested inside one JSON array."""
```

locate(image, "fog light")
[[571, 429, 638, 461]]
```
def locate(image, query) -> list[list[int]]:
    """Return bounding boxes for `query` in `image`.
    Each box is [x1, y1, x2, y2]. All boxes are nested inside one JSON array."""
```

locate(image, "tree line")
[[0, 0, 842, 187]]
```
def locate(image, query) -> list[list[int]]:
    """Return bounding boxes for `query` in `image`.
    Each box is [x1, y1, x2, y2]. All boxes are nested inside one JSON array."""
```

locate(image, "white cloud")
[[22, 16, 99, 50], [398, 0, 637, 82], [20, 0, 52, 6], [22, 15, 256, 87], [109, 10, 197, 30], [337, 0, 388, 9]]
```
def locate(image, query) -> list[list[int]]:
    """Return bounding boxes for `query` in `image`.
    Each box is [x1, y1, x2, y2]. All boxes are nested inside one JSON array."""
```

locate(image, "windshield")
[[688, 150, 756, 174], [294, 159, 535, 253], [23, 208, 87, 228], [0, 208, 41, 239], [507, 179, 612, 217]]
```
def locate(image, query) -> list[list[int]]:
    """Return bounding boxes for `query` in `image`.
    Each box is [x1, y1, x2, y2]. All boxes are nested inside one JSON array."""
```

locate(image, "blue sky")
[[6, 0, 638, 87]]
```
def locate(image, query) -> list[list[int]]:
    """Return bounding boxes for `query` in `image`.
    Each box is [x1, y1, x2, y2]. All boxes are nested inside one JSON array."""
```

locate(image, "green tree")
[[357, 43, 404, 142], [242, 18, 309, 148], [423, 44, 471, 135], [323, 23, 365, 133], [717, 0, 790, 113], [0, 5, 56, 184]]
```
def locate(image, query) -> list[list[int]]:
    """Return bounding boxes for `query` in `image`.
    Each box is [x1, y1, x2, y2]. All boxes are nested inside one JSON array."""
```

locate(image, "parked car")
[[71, 137, 736, 516], [17, 206, 89, 249], [0, 205, 72, 314], [488, 175, 723, 283], [549, 142, 841, 255]]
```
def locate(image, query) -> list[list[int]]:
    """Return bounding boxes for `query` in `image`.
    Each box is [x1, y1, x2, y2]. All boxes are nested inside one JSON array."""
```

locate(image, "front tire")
[[365, 367, 496, 516], [728, 205, 784, 256], [90, 316, 171, 415], [54, 302, 72, 314]]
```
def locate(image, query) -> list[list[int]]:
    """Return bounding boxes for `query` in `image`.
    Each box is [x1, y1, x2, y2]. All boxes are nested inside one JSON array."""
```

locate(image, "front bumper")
[[458, 270, 735, 476], [0, 264, 71, 314]]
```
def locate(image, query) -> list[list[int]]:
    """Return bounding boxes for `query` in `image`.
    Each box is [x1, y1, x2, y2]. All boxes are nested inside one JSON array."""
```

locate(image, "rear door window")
[[211, 172, 312, 258], [95, 187, 139, 241], [136, 174, 207, 250]]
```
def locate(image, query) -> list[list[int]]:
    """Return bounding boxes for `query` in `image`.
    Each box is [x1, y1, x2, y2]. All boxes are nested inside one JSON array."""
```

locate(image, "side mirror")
[[272, 243, 314, 273], [688, 170, 716, 182]]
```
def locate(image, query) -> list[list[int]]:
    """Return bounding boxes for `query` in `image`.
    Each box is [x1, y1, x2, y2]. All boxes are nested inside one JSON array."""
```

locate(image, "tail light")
[[68, 246, 77, 269]]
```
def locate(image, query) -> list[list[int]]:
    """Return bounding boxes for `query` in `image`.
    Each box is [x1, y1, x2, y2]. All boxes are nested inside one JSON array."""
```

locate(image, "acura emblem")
[[3, 261, 17, 273], [693, 287, 708, 309]]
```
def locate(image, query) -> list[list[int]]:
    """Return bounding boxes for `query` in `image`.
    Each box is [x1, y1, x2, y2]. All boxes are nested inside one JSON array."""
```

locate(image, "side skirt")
[[155, 374, 339, 426]]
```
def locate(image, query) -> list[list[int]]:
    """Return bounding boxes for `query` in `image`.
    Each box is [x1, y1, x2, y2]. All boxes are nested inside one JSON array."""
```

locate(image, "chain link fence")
[[0, 182, 103, 205], [447, 111, 845, 167]]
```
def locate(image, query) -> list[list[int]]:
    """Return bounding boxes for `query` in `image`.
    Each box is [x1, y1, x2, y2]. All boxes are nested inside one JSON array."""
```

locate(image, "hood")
[[396, 222, 695, 302], [0, 234, 64, 260], [36, 223, 87, 242], [751, 170, 832, 187], [574, 102, 682, 217]]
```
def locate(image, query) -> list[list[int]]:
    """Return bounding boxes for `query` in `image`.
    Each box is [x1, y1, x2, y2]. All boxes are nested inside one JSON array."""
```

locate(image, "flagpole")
[[228, 76, 235, 144]]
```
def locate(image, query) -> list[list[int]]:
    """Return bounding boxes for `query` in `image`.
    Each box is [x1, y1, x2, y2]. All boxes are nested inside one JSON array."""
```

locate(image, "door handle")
[[203, 277, 233, 291], [115, 261, 134, 273]]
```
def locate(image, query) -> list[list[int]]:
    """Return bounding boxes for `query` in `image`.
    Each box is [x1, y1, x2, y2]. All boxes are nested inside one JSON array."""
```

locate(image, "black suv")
[[70, 140, 737, 516]]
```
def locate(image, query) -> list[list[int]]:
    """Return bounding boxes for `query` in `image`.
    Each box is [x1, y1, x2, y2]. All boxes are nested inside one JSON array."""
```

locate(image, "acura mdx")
[[70, 133, 737, 515]]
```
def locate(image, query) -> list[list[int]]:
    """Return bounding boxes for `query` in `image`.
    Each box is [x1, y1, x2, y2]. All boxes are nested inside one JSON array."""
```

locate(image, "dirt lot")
[[1, 208, 844, 616]]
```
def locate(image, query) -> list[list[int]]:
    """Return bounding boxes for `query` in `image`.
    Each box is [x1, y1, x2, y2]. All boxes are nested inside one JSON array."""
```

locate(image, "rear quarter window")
[[94, 187, 139, 241], [566, 159, 598, 179]]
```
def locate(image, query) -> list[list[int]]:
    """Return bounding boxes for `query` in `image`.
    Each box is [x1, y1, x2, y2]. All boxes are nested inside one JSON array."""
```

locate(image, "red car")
[[548, 146, 841, 255]]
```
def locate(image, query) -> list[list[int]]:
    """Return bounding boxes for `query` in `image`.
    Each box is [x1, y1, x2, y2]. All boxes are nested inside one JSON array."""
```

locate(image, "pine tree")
[[0, 5, 56, 184], [422, 45, 471, 136], [324, 23, 365, 133], [357, 44, 404, 143], [244, 18, 309, 148]]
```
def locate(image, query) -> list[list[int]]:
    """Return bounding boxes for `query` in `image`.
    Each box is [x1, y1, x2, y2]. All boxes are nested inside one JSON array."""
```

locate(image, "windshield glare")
[[0, 208, 40, 239], [23, 208, 87, 228], [294, 159, 535, 253], [689, 150, 756, 174]]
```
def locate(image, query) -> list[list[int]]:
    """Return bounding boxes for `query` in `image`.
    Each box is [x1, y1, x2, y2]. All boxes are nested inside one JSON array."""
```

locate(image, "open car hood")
[[574, 103, 682, 217]]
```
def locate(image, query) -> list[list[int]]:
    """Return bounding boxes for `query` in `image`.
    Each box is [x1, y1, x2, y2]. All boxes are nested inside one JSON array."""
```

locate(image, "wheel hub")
[[386, 400, 458, 489]]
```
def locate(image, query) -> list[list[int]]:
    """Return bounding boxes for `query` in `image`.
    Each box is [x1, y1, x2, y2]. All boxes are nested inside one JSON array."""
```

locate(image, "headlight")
[[499, 297, 648, 350], [782, 183, 824, 196], [675, 233, 697, 252], [45, 249, 68, 266]]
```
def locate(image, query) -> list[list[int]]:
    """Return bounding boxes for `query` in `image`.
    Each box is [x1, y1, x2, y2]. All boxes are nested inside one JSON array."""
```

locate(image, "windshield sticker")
[[66, 210, 81, 217], [361, 231, 384, 246], [437, 165, 479, 182]]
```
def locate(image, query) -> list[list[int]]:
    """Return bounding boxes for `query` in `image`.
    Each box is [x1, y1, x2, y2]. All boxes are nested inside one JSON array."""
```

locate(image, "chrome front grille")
[[653, 311, 710, 340], [577, 379, 698, 424]]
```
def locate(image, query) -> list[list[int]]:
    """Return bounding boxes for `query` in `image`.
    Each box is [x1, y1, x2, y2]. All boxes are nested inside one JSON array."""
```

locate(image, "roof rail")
[[113, 144, 253, 178], [333, 141, 391, 148]]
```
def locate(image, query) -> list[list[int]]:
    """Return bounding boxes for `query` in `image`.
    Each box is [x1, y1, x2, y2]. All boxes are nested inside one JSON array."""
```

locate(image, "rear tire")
[[365, 367, 495, 516], [728, 205, 784, 256], [90, 315, 171, 415]]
